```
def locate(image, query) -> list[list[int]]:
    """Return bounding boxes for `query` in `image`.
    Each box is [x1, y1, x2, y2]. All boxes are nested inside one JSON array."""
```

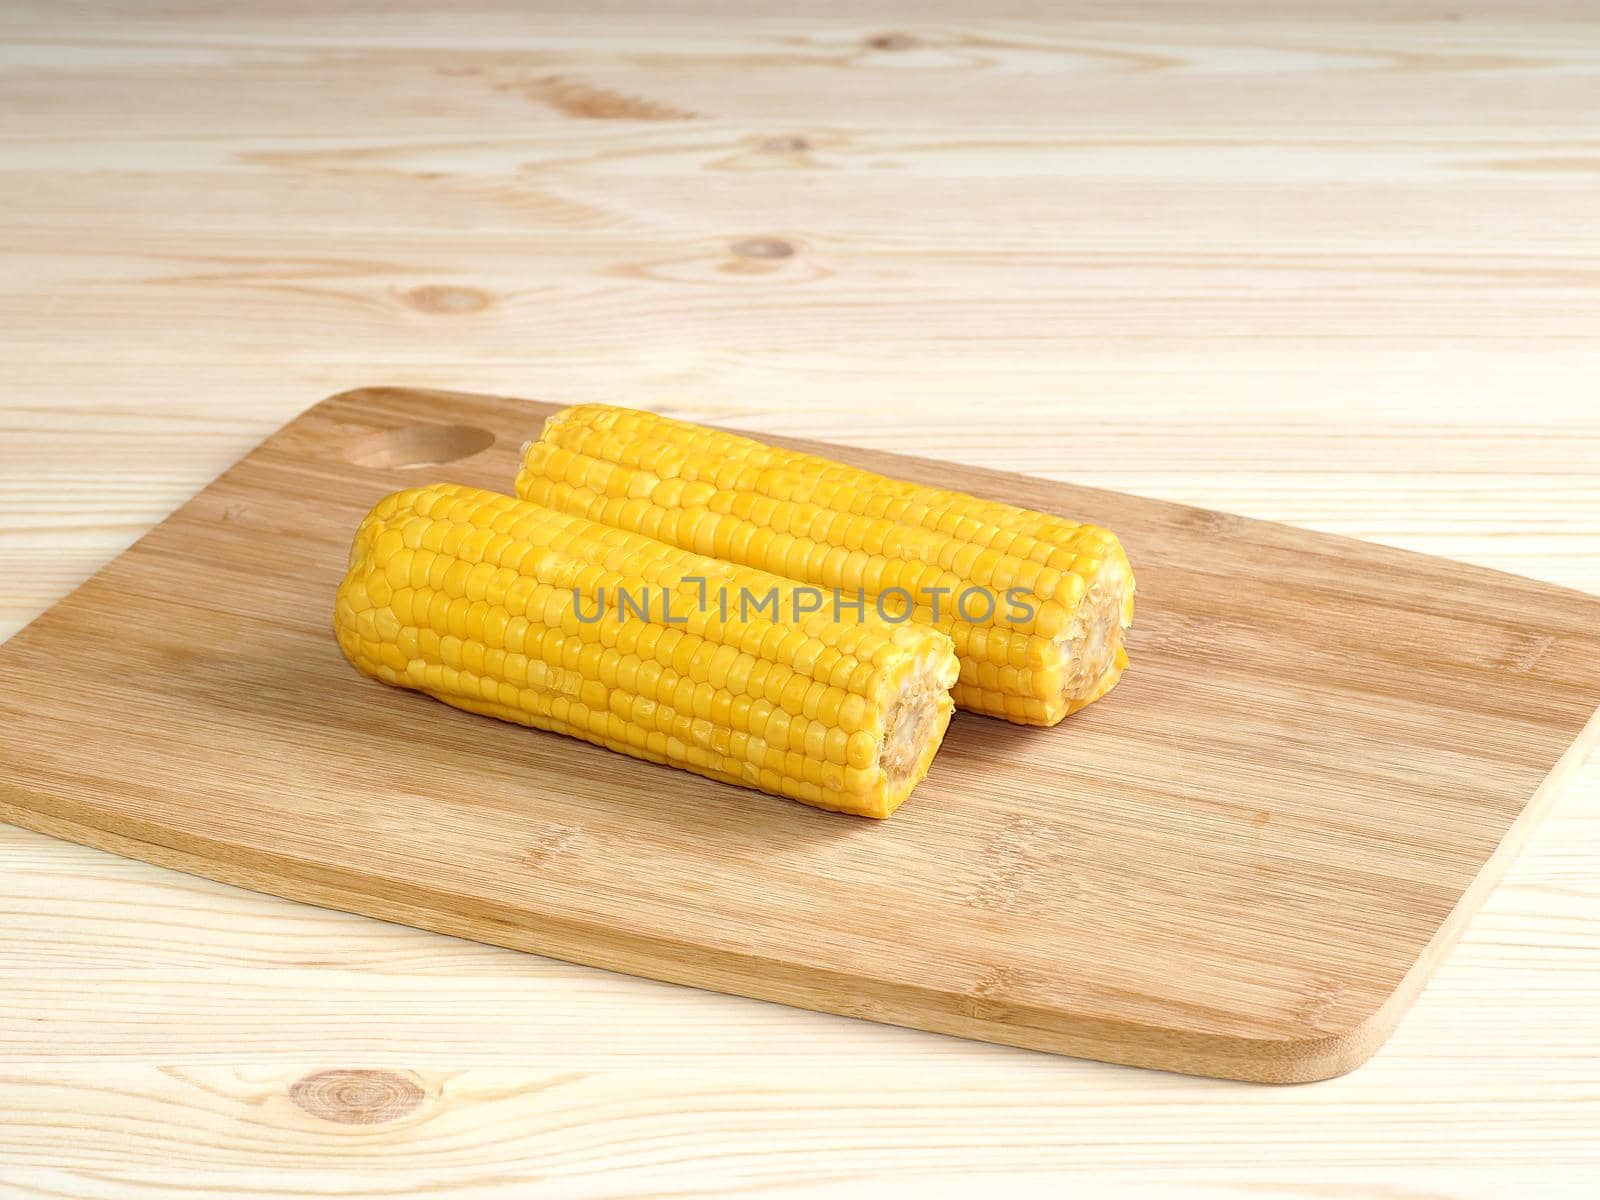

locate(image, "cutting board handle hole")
[[344, 423, 496, 469]]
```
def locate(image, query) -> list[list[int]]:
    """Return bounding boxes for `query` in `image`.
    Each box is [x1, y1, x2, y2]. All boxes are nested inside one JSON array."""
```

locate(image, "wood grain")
[[3, 383, 1597, 1089], [3, 0, 1599, 1194]]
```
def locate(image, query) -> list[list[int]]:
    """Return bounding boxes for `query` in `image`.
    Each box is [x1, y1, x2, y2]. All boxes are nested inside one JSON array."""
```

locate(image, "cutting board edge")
[[7, 699, 1594, 1086], [0, 782, 1430, 1084]]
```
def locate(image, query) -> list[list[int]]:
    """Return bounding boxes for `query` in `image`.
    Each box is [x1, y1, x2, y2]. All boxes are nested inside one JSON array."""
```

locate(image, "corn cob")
[[334, 484, 960, 818], [515, 406, 1134, 726]]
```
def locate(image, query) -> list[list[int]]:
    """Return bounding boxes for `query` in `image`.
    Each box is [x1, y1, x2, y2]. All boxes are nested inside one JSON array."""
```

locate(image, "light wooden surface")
[[10, 384, 1597, 1088], [1, 0, 1597, 1194]]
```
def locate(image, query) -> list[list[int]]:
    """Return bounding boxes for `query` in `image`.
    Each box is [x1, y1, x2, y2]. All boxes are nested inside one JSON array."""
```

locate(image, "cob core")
[[334, 484, 960, 817], [515, 405, 1134, 726]]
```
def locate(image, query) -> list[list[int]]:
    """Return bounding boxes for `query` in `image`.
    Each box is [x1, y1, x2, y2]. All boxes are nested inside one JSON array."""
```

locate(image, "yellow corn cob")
[[334, 484, 960, 818], [515, 406, 1134, 727]]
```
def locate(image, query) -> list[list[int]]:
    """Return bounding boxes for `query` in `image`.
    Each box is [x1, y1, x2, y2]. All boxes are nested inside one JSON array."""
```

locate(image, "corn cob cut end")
[[945, 537, 1135, 727], [865, 635, 961, 818], [1056, 546, 1135, 721]]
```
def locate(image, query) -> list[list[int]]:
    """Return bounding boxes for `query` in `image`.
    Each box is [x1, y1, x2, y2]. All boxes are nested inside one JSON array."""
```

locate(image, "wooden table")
[[2, 2, 1597, 1194]]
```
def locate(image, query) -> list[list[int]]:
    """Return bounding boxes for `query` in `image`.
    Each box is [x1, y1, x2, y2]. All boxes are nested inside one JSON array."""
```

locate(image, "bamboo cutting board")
[[2, 388, 1597, 1084]]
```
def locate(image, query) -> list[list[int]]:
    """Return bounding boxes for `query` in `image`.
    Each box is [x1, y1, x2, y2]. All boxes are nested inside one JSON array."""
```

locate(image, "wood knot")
[[962, 965, 1024, 1021], [960, 814, 1081, 913], [1292, 979, 1346, 1029], [1495, 632, 1556, 674], [525, 74, 699, 121], [404, 285, 492, 315], [521, 823, 581, 868], [729, 237, 795, 260], [289, 1070, 424, 1125], [760, 134, 811, 153], [867, 32, 919, 51], [1178, 507, 1238, 537]]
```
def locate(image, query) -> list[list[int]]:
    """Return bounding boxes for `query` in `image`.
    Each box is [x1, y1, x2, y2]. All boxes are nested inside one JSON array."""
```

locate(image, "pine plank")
[[4, 0, 1599, 1192]]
